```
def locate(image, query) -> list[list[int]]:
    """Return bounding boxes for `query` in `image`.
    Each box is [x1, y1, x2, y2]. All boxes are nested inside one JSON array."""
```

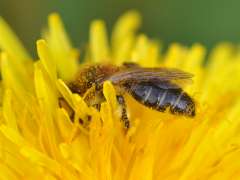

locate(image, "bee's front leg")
[[116, 95, 130, 129]]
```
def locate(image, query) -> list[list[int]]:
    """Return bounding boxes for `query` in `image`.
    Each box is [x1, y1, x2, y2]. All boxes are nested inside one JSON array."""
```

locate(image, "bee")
[[66, 62, 195, 128]]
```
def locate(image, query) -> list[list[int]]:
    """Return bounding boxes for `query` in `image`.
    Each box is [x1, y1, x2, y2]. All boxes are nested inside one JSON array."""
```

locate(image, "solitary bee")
[[66, 62, 195, 128]]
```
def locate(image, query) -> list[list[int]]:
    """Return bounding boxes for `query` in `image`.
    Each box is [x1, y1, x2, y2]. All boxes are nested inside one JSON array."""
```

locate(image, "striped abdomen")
[[126, 82, 195, 117]]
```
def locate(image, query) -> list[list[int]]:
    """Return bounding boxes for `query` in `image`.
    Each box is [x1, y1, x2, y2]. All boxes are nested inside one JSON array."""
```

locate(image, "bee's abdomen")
[[127, 82, 195, 117]]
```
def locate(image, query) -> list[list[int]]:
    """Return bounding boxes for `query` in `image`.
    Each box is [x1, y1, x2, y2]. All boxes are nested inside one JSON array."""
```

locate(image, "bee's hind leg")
[[116, 95, 130, 129]]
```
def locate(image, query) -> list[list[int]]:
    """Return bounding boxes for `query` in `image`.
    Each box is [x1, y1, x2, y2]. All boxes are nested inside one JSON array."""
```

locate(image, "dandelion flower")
[[0, 11, 240, 179]]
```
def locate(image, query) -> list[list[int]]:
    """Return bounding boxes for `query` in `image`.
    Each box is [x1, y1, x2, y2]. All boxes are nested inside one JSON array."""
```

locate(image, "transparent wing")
[[105, 67, 193, 89]]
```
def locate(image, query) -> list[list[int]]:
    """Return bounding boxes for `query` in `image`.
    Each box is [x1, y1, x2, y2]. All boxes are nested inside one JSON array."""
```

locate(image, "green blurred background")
[[1, 0, 240, 54]]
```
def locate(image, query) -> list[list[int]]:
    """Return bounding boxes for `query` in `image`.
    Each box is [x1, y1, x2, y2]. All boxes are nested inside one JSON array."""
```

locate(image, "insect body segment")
[[68, 64, 120, 96], [127, 82, 195, 116], [66, 63, 196, 128], [116, 95, 130, 128]]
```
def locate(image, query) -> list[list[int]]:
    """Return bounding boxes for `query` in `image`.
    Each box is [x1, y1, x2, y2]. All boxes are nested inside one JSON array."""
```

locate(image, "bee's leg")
[[92, 103, 101, 111], [58, 97, 75, 120], [116, 95, 130, 128], [91, 91, 105, 111]]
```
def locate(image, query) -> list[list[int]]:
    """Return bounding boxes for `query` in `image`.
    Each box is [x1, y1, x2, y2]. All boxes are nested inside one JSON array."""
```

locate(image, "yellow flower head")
[[0, 11, 240, 179]]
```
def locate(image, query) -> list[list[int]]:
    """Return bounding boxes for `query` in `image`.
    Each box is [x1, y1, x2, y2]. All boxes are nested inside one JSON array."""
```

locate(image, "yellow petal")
[[47, 13, 78, 80], [0, 163, 19, 180], [131, 34, 159, 67], [56, 79, 74, 109], [0, 125, 27, 146], [20, 146, 61, 175], [2, 89, 18, 131], [163, 43, 187, 68], [111, 10, 141, 51], [90, 20, 110, 63], [0, 17, 31, 62], [34, 62, 57, 114], [56, 108, 74, 141], [34, 63, 60, 159], [37, 39, 57, 81], [1, 52, 33, 97], [103, 81, 117, 112]]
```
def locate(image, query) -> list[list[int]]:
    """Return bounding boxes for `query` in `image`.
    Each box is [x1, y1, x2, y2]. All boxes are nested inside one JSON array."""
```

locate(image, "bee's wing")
[[106, 67, 193, 89]]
